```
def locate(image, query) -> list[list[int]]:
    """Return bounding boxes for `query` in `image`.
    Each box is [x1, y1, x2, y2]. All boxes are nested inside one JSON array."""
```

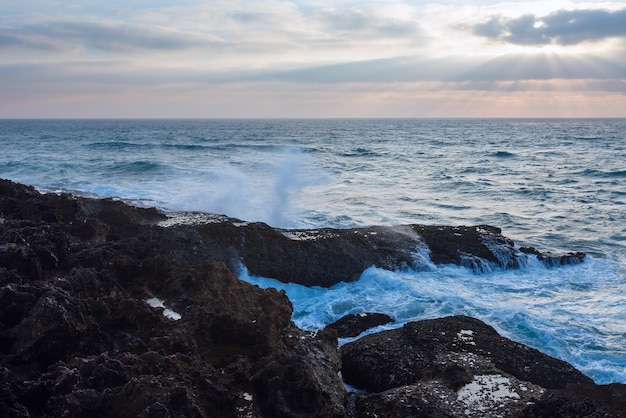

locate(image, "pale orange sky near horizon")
[[1, 0, 626, 118]]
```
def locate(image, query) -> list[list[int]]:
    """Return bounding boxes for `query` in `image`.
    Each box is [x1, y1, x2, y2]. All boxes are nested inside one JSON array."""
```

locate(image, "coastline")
[[1, 178, 624, 417]]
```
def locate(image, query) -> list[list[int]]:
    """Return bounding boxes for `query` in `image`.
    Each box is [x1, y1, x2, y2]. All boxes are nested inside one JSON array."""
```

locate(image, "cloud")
[[0, 20, 225, 53], [0, 26, 77, 52], [311, 6, 422, 40], [2, 1, 626, 118], [0, 4, 427, 66], [474, 7, 626, 46], [2, 48, 625, 95]]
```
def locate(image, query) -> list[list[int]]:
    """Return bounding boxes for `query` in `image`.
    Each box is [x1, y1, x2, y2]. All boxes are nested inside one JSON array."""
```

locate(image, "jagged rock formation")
[[0, 179, 346, 417], [341, 316, 626, 417], [1, 179, 623, 417], [325, 313, 394, 339], [158, 212, 585, 287]]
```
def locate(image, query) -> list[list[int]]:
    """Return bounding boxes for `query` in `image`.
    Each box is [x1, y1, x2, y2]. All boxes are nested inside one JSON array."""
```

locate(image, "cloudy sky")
[[1, 0, 626, 118]]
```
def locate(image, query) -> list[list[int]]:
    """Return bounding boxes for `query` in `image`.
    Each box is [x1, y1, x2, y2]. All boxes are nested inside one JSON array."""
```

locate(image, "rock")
[[519, 383, 626, 418], [350, 377, 546, 418], [0, 221, 69, 281], [251, 327, 347, 417], [342, 316, 600, 417], [519, 246, 586, 266], [163, 221, 424, 287], [9, 287, 90, 367], [351, 384, 456, 418], [159, 213, 585, 287], [0, 179, 348, 417], [342, 316, 592, 393], [413, 224, 515, 268], [325, 313, 394, 338]]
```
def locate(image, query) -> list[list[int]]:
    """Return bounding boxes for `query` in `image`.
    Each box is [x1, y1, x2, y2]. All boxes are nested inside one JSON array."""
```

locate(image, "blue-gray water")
[[1, 118, 625, 383]]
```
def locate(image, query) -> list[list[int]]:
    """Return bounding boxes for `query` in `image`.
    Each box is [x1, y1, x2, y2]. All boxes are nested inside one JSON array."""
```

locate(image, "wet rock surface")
[[157, 212, 585, 288], [342, 316, 625, 418], [325, 313, 394, 339], [1, 178, 623, 417], [342, 316, 593, 393]]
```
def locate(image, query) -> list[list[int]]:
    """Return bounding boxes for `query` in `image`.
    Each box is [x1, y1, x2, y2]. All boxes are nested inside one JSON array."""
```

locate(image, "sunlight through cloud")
[[1, 0, 625, 117]]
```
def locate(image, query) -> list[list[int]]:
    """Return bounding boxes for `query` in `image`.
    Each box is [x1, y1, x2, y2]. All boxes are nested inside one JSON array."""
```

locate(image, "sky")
[[1, 0, 626, 118]]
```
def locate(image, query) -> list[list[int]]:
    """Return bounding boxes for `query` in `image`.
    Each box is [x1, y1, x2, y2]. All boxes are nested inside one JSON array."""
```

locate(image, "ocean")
[[1, 118, 625, 384]]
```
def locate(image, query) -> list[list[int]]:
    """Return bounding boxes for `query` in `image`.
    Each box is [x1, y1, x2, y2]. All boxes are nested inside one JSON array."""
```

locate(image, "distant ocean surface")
[[1, 118, 625, 384]]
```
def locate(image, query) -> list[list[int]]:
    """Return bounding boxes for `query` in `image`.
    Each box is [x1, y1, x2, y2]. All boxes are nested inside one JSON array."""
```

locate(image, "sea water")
[[1, 118, 625, 383]]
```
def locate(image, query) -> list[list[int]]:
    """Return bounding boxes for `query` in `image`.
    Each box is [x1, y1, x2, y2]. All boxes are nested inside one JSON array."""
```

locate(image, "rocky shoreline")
[[1, 178, 624, 417]]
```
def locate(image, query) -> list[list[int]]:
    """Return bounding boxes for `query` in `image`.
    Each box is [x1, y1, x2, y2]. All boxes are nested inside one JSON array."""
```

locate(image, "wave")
[[579, 168, 626, 178], [239, 255, 626, 385], [105, 160, 169, 175], [340, 147, 379, 157], [86, 141, 149, 150], [491, 151, 516, 158], [87, 141, 210, 153], [606, 170, 626, 178], [161, 143, 207, 151]]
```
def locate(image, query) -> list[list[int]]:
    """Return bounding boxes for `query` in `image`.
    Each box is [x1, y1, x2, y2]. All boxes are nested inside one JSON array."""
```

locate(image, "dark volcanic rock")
[[325, 313, 394, 338], [519, 246, 586, 266], [158, 213, 585, 287], [175, 221, 425, 287], [0, 179, 347, 417], [341, 316, 614, 417], [342, 316, 593, 393], [519, 383, 626, 418]]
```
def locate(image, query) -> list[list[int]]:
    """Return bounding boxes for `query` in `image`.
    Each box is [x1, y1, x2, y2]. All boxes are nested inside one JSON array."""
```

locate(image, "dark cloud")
[[0, 26, 77, 51], [0, 32, 21, 48], [0, 20, 225, 52], [473, 8, 626, 46]]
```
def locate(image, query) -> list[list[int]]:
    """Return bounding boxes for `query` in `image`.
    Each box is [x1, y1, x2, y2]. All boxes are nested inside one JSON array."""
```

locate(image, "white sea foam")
[[280, 229, 339, 241], [456, 374, 522, 417], [145, 297, 182, 321], [239, 255, 626, 384], [146, 297, 165, 309], [158, 212, 230, 227]]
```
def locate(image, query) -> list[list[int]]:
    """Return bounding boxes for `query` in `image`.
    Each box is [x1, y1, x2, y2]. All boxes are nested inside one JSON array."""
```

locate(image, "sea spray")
[[170, 148, 323, 227], [171, 165, 251, 218], [269, 149, 319, 227]]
